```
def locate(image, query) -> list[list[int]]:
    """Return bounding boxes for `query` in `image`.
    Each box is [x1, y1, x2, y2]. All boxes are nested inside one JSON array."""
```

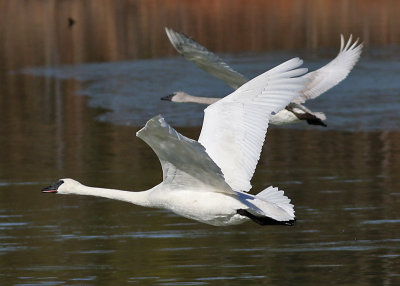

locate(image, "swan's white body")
[[43, 58, 308, 226], [55, 179, 293, 226], [164, 27, 363, 126]]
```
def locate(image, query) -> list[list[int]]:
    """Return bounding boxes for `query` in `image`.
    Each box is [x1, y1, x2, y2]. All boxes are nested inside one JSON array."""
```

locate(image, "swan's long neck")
[[67, 184, 154, 207], [183, 94, 220, 105]]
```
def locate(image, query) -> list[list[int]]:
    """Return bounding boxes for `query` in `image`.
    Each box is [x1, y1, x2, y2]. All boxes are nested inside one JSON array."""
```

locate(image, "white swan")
[[42, 58, 308, 226], [163, 27, 363, 126]]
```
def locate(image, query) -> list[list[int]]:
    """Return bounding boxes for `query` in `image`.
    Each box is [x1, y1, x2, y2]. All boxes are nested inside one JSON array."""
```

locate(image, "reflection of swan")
[[164, 27, 363, 127], [42, 58, 308, 226]]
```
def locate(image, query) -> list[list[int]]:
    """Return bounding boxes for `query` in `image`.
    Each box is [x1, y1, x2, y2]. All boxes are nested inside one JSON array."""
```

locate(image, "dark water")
[[1, 123, 400, 285], [1, 1, 400, 285]]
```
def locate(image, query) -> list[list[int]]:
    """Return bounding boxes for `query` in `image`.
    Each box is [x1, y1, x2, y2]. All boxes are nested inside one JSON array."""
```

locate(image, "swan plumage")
[[164, 27, 363, 126], [42, 58, 308, 226]]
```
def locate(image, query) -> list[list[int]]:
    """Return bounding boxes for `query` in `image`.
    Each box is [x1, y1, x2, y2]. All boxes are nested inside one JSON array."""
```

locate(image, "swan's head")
[[160, 91, 189, 103], [41, 178, 82, 195]]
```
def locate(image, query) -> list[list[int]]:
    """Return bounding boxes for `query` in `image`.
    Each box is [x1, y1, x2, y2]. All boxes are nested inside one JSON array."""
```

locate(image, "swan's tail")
[[257, 186, 294, 217], [238, 186, 295, 226]]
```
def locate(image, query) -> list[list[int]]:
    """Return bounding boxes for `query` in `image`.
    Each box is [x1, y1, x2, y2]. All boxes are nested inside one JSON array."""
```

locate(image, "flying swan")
[[42, 58, 308, 226], [163, 27, 363, 127]]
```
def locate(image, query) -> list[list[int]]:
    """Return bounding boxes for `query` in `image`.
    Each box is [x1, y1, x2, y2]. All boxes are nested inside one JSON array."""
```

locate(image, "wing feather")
[[137, 115, 233, 194], [294, 34, 363, 104], [166, 28, 362, 108], [165, 27, 248, 89], [198, 58, 308, 192]]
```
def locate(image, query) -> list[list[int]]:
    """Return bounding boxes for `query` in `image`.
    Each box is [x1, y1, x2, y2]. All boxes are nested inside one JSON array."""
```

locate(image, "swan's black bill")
[[161, 94, 174, 101], [42, 180, 64, 193]]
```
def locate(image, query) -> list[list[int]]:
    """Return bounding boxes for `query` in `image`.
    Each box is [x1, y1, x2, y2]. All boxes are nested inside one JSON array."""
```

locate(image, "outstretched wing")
[[165, 27, 248, 89], [198, 58, 308, 192], [136, 115, 234, 194], [294, 34, 363, 104]]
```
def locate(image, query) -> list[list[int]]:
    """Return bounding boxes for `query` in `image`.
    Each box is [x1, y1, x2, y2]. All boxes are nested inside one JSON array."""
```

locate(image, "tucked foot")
[[306, 117, 327, 127], [237, 209, 296, 226]]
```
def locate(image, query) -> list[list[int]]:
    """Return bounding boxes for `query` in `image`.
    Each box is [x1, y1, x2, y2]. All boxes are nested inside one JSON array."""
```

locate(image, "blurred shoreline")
[[1, 0, 399, 70]]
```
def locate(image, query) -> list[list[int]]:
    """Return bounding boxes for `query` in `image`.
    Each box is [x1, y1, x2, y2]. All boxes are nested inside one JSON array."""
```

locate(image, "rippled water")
[[1, 1, 400, 285], [1, 120, 400, 285]]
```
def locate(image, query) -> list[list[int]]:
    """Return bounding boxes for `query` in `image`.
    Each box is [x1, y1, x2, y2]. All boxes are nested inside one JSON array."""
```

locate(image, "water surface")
[[1, 1, 400, 285], [1, 126, 400, 285]]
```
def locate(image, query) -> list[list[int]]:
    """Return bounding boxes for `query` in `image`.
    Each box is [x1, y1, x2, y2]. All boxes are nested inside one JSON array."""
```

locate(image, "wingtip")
[[292, 57, 305, 69], [165, 27, 174, 37], [165, 27, 174, 40], [266, 57, 305, 76], [164, 27, 171, 36], [290, 57, 304, 66], [340, 34, 345, 52], [338, 34, 363, 61], [343, 34, 354, 51], [165, 27, 183, 52], [136, 114, 165, 137], [148, 114, 165, 126]]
